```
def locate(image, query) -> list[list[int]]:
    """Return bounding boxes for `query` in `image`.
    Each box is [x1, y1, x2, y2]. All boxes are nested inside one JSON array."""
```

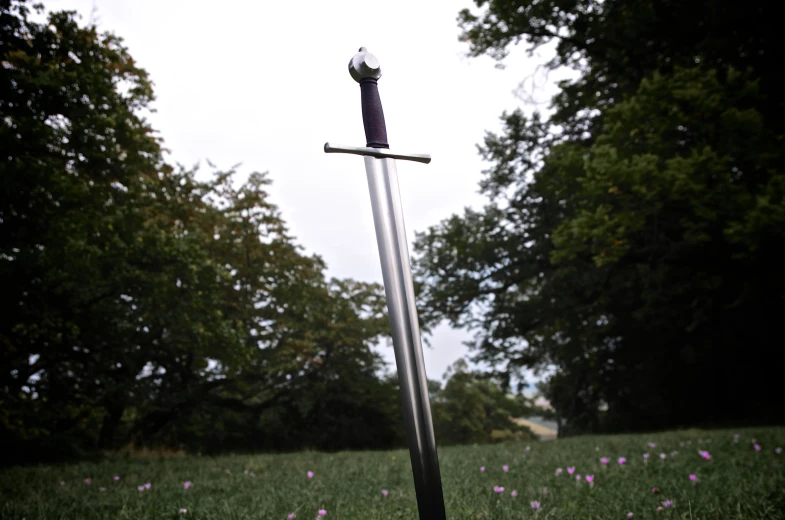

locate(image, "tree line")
[[1, 0, 536, 465], [413, 0, 785, 435]]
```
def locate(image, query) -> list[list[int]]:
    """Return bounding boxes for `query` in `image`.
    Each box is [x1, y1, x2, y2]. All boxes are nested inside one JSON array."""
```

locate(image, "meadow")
[[2, 428, 783, 520]]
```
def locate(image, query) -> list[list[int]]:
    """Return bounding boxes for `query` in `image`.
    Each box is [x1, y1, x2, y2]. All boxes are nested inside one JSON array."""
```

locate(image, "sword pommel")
[[348, 47, 382, 82], [349, 47, 388, 149]]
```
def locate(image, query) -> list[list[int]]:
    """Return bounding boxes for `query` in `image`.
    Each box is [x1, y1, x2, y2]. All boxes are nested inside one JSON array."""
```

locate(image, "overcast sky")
[[44, 0, 574, 386]]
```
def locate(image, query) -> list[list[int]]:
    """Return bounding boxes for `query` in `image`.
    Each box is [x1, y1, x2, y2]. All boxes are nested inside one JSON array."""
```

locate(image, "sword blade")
[[364, 156, 447, 520]]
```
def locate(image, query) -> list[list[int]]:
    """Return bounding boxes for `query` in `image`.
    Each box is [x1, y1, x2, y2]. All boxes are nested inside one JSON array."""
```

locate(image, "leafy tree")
[[1, 0, 404, 462], [413, 0, 785, 434], [431, 359, 535, 445]]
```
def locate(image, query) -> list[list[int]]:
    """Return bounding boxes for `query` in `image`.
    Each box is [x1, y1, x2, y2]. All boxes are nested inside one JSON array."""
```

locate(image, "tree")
[[413, 0, 785, 434], [1, 0, 405, 462], [431, 359, 535, 445]]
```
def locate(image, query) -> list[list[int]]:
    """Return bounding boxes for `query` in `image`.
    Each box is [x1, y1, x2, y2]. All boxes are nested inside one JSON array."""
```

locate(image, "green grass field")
[[2, 428, 784, 519]]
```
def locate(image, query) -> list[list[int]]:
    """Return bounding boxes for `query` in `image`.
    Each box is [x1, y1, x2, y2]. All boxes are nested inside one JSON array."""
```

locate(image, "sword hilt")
[[349, 47, 388, 149]]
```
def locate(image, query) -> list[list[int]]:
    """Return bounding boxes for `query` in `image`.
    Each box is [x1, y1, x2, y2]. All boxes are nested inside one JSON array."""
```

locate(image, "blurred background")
[[2, 0, 782, 466]]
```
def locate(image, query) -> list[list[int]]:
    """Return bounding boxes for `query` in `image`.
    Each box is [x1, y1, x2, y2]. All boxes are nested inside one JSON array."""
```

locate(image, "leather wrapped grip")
[[360, 78, 389, 149]]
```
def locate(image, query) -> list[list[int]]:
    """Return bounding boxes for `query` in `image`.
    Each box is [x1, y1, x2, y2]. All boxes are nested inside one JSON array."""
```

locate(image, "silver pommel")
[[348, 47, 382, 83]]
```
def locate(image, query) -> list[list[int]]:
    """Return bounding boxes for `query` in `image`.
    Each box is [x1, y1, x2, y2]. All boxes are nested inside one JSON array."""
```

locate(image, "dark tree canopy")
[[414, 0, 785, 435], [1, 0, 405, 463]]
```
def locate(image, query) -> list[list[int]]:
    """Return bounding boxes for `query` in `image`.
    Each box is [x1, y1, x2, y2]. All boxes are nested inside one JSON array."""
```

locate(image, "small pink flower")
[[643, 453, 649, 460], [138, 485, 145, 492], [113, 476, 120, 481], [555, 468, 562, 476], [502, 465, 509, 472], [511, 490, 518, 497], [689, 474, 696, 482], [530, 500, 541, 510], [144, 483, 151, 490], [84, 478, 91, 484], [585, 475, 594, 484], [699, 450, 711, 460], [382, 489, 388, 496], [618, 457, 627, 465], [567, 466, 575, 475], [627, 513, 633, 518], [525, 446, 531, 452], [493, 485, 504, 493], [178, 509, 187, 515], [318, 510, 326, 516], [754, 444, 761, 452], [776, 447, 782, 454], [600, 457, 609, 465], [648, 443, 656, 448], [662, 500, 673, 508], [659, 453, 666, 460], [652, 487, 659, 494], [656, 506, 663, 512], [307, 471, 314, 478], [183, 481, 192, 489], [287, 514, 296, 519], [575, 474, 581, 481]]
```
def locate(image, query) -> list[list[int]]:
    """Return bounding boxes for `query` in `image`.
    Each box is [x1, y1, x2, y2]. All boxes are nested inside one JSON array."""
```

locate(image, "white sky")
[[44, 0, 574, 386]]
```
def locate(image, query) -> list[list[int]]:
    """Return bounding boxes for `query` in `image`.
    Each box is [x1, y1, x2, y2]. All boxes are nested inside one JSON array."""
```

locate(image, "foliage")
[[413, 0, 785, 434], [431, 359, 535, 445], [1, 428, 784, 519], [1, 0, 403, 463]]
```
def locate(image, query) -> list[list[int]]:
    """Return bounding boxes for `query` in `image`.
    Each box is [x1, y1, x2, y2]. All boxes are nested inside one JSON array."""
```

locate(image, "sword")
[[324, 47, 447, 520]]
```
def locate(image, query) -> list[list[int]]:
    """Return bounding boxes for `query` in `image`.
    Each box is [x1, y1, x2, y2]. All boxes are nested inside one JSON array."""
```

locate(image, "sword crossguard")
[[323, 142, 431, 164]]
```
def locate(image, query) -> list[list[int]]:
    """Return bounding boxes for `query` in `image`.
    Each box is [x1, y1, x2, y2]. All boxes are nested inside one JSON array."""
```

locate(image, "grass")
[[2, 427, 784, 519]]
